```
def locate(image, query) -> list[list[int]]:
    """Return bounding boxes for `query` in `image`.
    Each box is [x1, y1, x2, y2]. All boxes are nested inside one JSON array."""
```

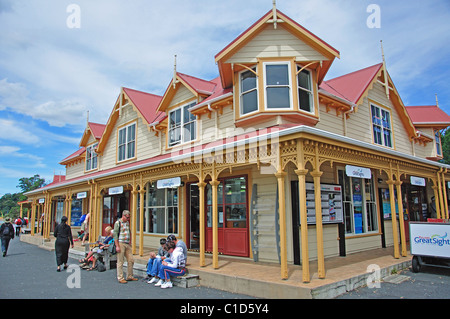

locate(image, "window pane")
[[266, 87, 290, 108], [242, 90, 258, 114], [241, 70, 257, 92], [298, 70, 311, 91], [298, 89, 312, 112], [266, 64, 289, 85]]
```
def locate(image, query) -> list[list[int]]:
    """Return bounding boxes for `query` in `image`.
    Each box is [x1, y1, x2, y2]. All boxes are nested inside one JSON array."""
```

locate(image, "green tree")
[[17, 174, 47, 193], [441, 128, 450, 165]]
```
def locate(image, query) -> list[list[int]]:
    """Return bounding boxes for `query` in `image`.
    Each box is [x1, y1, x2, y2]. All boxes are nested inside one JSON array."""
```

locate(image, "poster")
[[303, 183, 343, 224]]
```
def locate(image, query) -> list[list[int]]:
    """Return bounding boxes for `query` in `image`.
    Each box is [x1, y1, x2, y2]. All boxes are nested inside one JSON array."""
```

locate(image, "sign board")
[[157, 177, 181, 189], [345, 165, 372, 179], [109, 186, 124, 195], [39, 198, 45, 204], [304, 183, 343, 224], [77, 192, 87, 199], [410, 176, 426, 187], [410, 222, 450, 258]]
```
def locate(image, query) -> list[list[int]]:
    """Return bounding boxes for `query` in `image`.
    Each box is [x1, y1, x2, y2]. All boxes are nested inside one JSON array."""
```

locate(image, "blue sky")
[[0, 0, 450, 196]]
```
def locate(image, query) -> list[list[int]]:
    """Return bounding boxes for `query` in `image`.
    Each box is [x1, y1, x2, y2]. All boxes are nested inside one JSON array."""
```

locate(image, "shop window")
[[371, 104, 392, 148], [85, 143, 98, 171], [168, 102, 197, 147], [206, 176, 247, 229], [338, 169, 378, 235], [118, 122, 136, 162], [139, 183, 178, 235]]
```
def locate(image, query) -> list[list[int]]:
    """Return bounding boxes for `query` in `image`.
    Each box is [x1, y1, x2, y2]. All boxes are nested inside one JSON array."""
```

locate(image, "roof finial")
[[173, 54, 177, 89], [272, 0, 278, 29], [436, 93, 440, 108], [86, 110, 89, 126], [380, 40, 390, 99]]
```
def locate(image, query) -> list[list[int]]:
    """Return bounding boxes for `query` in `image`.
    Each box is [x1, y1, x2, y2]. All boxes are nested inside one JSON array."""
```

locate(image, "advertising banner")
[[410, 222, 450, 258]]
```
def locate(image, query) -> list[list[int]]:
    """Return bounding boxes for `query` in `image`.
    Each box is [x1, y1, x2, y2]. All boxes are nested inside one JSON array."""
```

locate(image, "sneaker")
[[161, 281, 173, 289], [147, 277, 157, 284], [154, 279, 164, 286]]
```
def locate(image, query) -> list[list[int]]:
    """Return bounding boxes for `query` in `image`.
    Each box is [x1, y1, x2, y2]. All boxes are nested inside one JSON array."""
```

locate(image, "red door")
[[102, 192, 129, 236], [205, 176, 249, 257]]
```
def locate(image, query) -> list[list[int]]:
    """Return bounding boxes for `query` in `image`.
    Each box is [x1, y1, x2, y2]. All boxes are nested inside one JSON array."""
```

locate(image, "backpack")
[[96, 260, 106, 272], [15, 219, 22, 226], [2, 225, 10, 236]]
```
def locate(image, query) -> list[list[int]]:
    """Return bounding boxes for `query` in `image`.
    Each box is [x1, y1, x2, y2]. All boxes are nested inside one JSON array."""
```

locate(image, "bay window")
[[297, 67, 313, 112], [264, 62, 292, 109], [239, 68, 258, 115]]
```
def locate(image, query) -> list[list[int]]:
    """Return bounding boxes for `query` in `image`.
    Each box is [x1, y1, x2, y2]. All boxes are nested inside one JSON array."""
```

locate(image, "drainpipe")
[[343, 104, 356, 136]]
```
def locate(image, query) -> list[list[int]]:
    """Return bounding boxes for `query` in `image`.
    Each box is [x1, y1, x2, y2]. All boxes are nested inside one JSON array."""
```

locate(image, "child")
[[155, 241, 186, 289], [145, 238, 170, 283]]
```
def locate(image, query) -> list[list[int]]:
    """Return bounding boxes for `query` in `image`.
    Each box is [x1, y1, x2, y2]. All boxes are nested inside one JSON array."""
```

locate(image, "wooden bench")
[[84, 236, 117, 270]]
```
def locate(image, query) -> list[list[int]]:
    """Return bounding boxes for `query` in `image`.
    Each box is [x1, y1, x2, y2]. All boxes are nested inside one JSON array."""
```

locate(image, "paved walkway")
[[20, 234, 412, 298]]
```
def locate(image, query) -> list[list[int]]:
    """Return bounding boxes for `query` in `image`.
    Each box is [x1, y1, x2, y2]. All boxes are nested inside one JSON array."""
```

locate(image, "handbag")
[[108, 241, 117, 255]]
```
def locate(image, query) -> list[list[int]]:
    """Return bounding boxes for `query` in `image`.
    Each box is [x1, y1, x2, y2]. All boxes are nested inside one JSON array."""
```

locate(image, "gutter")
[[188, 92, 233, 113], [24, 125, 450, 196]]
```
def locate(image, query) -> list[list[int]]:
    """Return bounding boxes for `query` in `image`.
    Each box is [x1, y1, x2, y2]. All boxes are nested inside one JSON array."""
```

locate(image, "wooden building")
[[24, 8, 450, 282]]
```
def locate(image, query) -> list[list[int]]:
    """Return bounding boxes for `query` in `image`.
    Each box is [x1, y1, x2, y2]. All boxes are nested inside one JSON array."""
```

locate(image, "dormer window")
[[168, 102, 197, 147], [371, 103, 392, 148], [264, 62, 292, 110], [85, 143, 98, 171], [118, 122, 136, 162]]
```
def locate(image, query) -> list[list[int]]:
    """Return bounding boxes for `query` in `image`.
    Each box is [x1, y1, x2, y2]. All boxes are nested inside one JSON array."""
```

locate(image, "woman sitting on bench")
[[79, 226, 114, 270]]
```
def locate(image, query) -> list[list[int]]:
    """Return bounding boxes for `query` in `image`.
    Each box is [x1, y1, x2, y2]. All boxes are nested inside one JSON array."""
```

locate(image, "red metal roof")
[[405, 105, 450, 126], [59, 147, 86, 164], [88, 122, 106, 140], [123, 87, 164, 124], [320, 63, 383, 104], [177, 73, 217, 95]]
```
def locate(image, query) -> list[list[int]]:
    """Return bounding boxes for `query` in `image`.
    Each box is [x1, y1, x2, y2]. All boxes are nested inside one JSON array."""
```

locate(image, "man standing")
[[1, 217, 15, 257], [113, 210, 138, 284]]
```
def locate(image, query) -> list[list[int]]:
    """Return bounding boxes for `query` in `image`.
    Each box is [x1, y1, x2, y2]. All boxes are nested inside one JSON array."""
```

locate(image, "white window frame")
[[168, 101, 197, 147], [117, 122, 136, 162], [85, 142, 98, 171], [239, 67, 259, 116], [139, 182, 179, 235], [296, 66, 314, 113], [435, 129, 442, 156], [370, 103, 393, 148], [338, 169, 378, 236], [263, 61, 293, 110]]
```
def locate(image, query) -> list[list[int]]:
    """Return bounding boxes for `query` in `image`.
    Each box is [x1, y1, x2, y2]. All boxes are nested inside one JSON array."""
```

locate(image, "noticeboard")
[[303, 183, 343, 225]]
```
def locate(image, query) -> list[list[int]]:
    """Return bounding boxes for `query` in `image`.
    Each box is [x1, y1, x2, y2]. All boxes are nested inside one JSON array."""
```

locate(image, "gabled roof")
[[97, 87, 163, 154], [157, 72, 218, 113], [321, 63, 417, 139], [405, 105, 450, 129], [59, 147, 86, 165], [215, 9, 340, 88], [80, 122, 106, 147], [320, 63, 383, 105]]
